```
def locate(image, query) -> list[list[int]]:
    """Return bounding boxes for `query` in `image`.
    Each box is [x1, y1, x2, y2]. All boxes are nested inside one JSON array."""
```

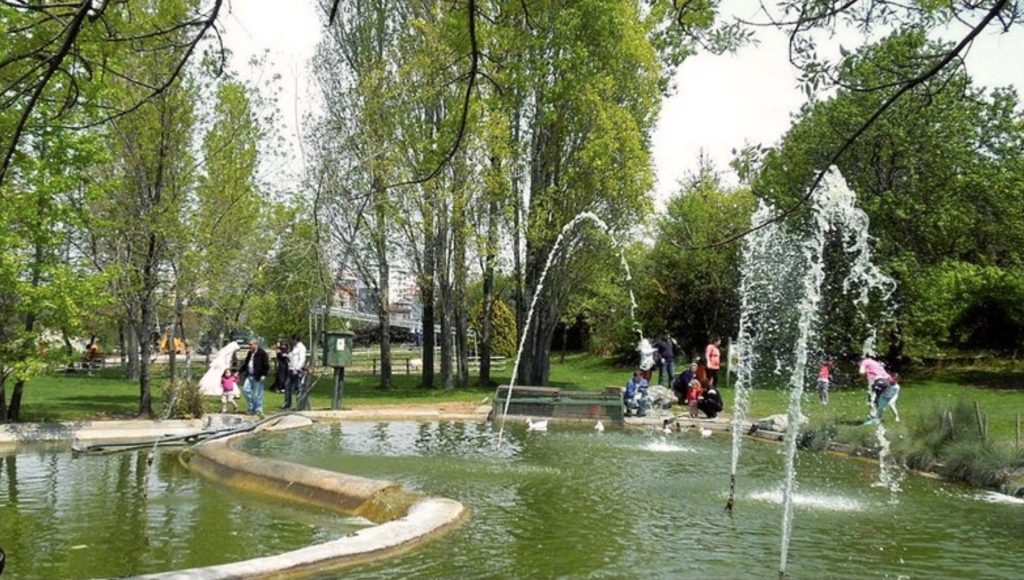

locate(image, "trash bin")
[[322, 331, 354, 368]]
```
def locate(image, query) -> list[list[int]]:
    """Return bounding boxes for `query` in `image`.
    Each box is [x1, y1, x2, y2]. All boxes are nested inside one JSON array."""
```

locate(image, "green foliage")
[[638, 161, 755, 355], [797, 424, 839, 451], [906, 262, 1024, 354], [163, 380, 204, 420], [246, 209, 332, 344], [471, 298, 517, 359], [753, 31, 1024, 359]]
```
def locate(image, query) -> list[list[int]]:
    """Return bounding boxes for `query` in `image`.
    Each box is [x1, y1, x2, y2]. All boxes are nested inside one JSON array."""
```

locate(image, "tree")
[[0, 0, 224, 186], [753, 31, 1024, 358], [87, 15, 200, 416], [504, 0, 687, 386], [643, 160, 755, 355], [0, 125, 107, 421]]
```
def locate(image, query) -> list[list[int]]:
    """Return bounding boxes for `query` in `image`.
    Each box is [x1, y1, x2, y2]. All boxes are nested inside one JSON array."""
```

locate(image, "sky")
[[220, 1, 1024, 207]]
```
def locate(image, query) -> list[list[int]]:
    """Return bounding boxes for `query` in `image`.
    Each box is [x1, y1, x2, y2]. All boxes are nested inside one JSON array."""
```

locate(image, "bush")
[[894, 400, 1024, 488], [798, 424, 838, 451], [163, 381, 204, 419]]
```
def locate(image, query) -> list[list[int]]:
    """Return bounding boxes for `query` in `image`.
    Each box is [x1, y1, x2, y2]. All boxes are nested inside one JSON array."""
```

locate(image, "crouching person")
[[698, 382, 724, 419], [624, 369, 651, 417]]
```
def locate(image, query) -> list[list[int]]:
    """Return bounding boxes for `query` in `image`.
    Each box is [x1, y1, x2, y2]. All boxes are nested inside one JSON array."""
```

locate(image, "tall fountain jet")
[[495, 212, 642, 445], [720, 167, 896, 578]]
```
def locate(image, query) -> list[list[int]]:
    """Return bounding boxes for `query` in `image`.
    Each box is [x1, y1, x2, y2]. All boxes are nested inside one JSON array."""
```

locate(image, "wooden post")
[[406, 358, 411, 375], [1016, 413, 1021, 449], [372, 358, 377, 375], [974, 401, 985, 440]]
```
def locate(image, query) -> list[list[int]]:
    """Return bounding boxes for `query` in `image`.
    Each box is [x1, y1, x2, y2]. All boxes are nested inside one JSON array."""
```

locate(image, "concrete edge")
[[132, 420, 467, 579], [133, 497, 466, 580]]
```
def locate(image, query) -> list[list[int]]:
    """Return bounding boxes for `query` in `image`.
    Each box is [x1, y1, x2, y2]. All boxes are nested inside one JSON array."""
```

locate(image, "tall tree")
[[754, 31, 1024, 357]]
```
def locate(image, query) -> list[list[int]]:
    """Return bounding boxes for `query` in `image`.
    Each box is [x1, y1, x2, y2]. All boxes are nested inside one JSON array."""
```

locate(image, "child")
[[817, 359, 834, 405], [623, 369, 650, 417], [686, 379, 704, 419], [220, 368, 240, 413]]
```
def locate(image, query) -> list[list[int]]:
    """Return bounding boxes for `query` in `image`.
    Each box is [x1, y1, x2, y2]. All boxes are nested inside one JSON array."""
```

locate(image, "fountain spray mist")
[[777, 167, 898, 577], [495, 212, 641, 445], [726, 201, 803, 512]]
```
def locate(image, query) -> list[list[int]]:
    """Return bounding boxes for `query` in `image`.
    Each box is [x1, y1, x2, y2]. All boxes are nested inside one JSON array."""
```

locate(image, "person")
[[84, 335, 101, 371], [281, 335, 307, 410], [220, 368, 240, 413], [239, 338, 270, 416], [698, 382, 724, 419], [270, 341, 290, 393], [705, 337, 722, 388], [637, 338, 656, 382], [685, 379, 704, 418], [817, 358, 834, 405], [876, 372, 902, 423], [654, 332, 678, 387], [859, 356, 893, 425], [672, 362, 698, 404], [623, 369, 650, 417]]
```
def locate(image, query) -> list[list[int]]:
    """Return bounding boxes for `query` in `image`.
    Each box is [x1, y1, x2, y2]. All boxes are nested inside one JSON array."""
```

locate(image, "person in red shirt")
[[685, 379, 704, 418], [705, 337, 721, 387], [816, 358, 834, 405]]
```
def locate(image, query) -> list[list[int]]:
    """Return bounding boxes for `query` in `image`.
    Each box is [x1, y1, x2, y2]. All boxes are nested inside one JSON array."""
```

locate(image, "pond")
[[242, 421, 1024, 579], [0, 443, 371, 579], [3, 421, 1023, 579]]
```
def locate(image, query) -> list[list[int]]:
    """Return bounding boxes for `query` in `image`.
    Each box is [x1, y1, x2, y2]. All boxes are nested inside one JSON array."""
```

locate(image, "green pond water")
[[0, 442, 371, 579], [3, 421, 1024, 579], [240, 421, 1024, 580]]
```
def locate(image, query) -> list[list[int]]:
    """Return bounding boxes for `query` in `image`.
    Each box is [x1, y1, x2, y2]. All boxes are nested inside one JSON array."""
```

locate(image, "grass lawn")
[[12, 354, 1024, 447]]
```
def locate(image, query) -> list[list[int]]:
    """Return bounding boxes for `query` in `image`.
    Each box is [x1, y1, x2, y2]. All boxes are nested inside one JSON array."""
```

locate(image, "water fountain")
[[722, 167, 897, 578], [495, 211, 643, 444]]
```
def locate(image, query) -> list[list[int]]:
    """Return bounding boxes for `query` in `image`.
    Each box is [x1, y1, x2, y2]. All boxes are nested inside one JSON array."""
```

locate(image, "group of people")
[[627, 331, 905, 426], [218, 336, 308, 415], [816, 355, 902, 424], [624, 334, 724, 419]]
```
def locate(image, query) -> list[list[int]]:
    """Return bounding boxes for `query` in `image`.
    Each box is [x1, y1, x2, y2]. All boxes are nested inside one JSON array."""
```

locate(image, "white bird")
[[594, 420, 605, 433], [526, 417, 548, 432], [700, 427, 713, 438]]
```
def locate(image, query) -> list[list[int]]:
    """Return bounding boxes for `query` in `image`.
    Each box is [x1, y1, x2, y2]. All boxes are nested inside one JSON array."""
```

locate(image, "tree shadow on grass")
[[922, 368, 1024, 390]]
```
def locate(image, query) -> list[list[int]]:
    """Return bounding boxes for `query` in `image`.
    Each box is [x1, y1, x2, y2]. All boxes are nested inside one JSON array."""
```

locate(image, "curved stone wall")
[[138, 418, 467, 579]]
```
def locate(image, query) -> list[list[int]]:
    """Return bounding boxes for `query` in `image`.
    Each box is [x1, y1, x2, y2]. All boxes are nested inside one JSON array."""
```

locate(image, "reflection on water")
[[243, 421, 1024, 580], [0, 444, 369, 579]]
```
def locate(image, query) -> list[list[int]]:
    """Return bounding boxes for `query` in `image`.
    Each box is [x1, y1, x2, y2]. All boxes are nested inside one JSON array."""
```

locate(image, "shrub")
[[163, 381, 204, 419], [798, 424, 838, 451]]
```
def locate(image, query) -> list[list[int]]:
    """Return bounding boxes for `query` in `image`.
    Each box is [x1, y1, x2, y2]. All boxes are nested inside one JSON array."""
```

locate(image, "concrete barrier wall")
[[137, 423, 467, 579]]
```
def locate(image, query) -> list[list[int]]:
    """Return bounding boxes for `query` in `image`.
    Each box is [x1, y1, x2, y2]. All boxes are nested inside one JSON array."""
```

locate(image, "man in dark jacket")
[[240, 338, 270, 415], [654, 332, 678, 387]]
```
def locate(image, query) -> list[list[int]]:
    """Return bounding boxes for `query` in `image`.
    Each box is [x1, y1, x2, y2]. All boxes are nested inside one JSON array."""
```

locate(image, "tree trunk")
[[373, 180, 392, 389], [167, 294, 178, 389], [454, 196, 469, 389], [126, 326, 140, 381], [420, 189, 437, 389], [0, 374, 7, 420], [137, 231, 160, 418], [6, 379, 25, 422], [119, 321, 127, 373], [479, 194, 498, 386], [437, 201, 454, 390]]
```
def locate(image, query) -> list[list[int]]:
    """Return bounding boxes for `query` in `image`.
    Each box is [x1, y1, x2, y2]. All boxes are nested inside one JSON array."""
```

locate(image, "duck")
[[700, 427, 713, 438], [526, 417, 548, 432], [662, 424, 673, 435], [594, 420, 605, 433]]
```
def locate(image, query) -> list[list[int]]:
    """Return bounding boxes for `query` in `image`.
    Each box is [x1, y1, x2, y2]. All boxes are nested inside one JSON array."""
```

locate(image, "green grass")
[[12, 355, 1024, 448]]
